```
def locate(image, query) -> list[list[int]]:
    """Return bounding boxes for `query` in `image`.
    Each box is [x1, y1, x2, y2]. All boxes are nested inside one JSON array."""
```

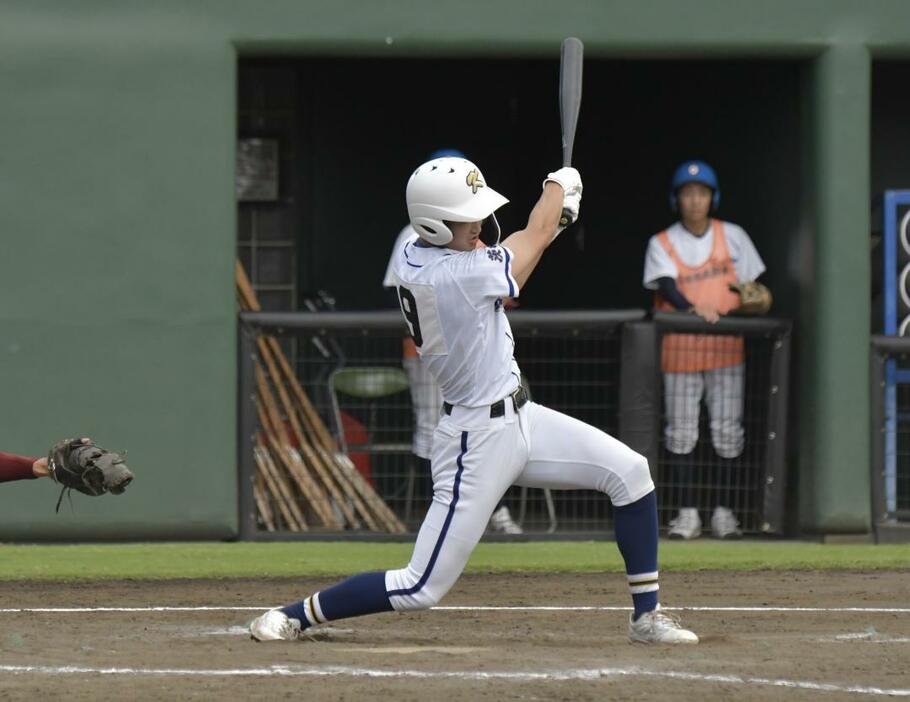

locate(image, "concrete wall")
[[1, 1, 908, 537]]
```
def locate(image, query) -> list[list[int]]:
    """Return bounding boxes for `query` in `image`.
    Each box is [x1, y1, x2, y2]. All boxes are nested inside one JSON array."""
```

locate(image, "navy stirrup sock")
[[613, 491, 660, 620], [282, 571, 393, 628]]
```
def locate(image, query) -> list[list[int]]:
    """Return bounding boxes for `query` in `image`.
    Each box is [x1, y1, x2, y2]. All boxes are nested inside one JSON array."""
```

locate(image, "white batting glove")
[[543, 167, 583, 195], [552, 189, 582, 241]]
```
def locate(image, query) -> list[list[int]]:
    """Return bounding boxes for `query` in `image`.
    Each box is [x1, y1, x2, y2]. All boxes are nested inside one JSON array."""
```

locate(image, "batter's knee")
[[385, 566, 451, 612], [603, 452, 655, 506], [394, 588, 441, 612]]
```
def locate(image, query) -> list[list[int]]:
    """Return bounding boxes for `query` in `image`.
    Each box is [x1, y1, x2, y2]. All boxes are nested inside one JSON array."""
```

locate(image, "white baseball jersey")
[[383, 225, 417, 289], [643, 220, 765, 289], [384, 224, 441, 460], [390, 239, 521, 408]]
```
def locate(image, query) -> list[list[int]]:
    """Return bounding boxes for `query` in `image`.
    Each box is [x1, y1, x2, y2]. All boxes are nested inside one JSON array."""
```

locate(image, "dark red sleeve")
[[0, 452, 37, 483]]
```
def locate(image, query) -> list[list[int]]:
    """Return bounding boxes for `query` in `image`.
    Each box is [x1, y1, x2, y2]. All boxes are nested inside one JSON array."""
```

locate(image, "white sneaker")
[[249, 608, 301, 642], [489, 505, 523, 535], [629, 604, 699, 644], [711, 506, 743, 539], [668, 508, 701, 540]]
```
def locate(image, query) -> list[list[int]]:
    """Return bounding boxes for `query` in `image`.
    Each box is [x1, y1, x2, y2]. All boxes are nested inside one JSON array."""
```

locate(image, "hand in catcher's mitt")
[[728, 281, 772, 315], [47, 438, 133, 512]]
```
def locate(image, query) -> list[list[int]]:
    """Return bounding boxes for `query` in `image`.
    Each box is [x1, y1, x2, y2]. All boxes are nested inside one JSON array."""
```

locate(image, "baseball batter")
[[384, 155, 523, 535], [251, 156, 698, 644], [643, 160, 766, 539]]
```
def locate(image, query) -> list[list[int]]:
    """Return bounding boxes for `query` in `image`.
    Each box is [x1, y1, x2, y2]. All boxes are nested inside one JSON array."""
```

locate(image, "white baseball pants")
[[663, 363, 745, 458], [384, 400, 655, 611]]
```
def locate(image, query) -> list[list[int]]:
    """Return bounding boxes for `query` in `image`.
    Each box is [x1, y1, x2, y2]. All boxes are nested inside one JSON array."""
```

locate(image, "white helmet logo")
[[466, 169, 485, 194], [688, 164, 700, 175]]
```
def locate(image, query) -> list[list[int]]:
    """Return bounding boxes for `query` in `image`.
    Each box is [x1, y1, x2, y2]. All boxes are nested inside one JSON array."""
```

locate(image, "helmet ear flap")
[[411, 217, 453, 246]]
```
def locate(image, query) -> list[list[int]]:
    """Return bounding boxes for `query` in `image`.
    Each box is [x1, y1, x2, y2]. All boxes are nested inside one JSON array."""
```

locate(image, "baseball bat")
[[559, 37, 584, 226]]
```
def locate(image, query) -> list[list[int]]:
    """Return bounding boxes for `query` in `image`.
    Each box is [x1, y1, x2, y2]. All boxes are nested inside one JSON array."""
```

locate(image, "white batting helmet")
[[406, 157, 509, 245]]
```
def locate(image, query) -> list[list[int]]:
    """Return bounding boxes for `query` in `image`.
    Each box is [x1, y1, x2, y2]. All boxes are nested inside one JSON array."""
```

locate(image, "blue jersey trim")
[[387, 431, 468, 598], [503, 247, 515, 297], [403, 242, 423, 268]]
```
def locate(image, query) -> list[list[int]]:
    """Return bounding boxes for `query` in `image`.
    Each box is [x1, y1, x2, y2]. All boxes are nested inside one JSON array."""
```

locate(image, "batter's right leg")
[[251, 413, 526, 640]]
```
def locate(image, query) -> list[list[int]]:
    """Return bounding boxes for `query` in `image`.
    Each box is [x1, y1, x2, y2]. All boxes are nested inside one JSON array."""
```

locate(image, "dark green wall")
[[1, 1, 909, 538], [0, 8, 238, 538]]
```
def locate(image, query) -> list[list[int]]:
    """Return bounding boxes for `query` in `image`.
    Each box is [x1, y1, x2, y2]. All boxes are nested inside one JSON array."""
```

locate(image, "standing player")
[[251, 156, 698, 644], [383, 149, 522, 535], [643, 160, 767, 539]]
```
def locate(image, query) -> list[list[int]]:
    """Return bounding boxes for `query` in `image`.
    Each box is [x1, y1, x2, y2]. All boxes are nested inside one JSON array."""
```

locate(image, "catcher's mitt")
[[728, 281, 772, 315], [47, 438, 133, 512]]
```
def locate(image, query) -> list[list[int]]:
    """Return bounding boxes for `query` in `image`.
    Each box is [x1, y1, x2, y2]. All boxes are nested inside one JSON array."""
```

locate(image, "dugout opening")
[[236, 57, 806, 317]]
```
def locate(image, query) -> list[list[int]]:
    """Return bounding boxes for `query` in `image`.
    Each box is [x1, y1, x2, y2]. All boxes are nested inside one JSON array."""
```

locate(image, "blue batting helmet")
[[428, 148, 465, 160], [669, 160, 720, 211]]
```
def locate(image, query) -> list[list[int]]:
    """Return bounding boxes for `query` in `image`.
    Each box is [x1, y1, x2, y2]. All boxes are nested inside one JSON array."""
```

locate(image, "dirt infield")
[[1, 571, 908, 701]]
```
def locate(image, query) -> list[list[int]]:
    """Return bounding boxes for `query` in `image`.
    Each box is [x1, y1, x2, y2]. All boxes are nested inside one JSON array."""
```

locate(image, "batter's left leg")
[[514, 403, 696, 642], [514, 404, 657, 614]]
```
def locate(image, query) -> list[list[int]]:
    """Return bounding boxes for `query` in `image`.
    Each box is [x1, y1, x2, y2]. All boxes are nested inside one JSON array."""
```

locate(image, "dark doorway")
[[239, 57, 805, 314]]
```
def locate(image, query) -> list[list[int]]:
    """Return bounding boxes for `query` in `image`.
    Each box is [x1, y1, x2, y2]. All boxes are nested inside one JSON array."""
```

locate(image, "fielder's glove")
[[47, 438, 134, 512], [728, 281, 772, 315]]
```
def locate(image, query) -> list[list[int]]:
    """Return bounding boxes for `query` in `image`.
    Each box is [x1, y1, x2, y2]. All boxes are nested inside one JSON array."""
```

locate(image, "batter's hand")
[[544, 167, 582, 195], [551, 190, 582, 240]]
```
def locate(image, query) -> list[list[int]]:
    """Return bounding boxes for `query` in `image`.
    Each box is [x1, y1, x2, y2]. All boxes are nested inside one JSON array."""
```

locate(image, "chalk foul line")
[[1, 605, 908, 614], [0, 663, 907, 696]]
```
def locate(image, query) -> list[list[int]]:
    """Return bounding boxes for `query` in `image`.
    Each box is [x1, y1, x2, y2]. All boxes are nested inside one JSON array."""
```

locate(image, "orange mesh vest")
[[402, 336, 419, 359], [654, 219, 744, 373]]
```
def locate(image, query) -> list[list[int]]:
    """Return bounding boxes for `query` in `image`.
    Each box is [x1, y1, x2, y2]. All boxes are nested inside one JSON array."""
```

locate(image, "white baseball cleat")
[[711, 506, 743, 539], [249, 608, 301, 642], [489, 505, 523, 535], [668, 507, 702, 540], [628, 604, 699, 644]]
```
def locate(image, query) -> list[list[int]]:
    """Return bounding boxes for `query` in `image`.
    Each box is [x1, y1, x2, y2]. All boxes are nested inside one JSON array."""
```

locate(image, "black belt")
[[443, 386, 529, 418]]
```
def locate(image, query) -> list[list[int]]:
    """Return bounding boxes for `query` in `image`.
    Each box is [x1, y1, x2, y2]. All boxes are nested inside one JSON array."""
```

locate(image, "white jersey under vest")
[[643, 220, 766, 289], [390, 237, 521, 408]]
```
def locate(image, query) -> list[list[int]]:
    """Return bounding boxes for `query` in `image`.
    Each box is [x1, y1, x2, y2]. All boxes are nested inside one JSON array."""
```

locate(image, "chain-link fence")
[[652, 313, 791, 535], [239, 311, 791, 539]]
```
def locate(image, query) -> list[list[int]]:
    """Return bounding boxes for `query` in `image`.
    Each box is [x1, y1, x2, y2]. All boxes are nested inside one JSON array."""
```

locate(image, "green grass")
[[0, 541, 907, 581]]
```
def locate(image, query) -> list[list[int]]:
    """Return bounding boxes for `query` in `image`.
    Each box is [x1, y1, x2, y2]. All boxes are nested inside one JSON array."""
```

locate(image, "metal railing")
[[238, 310, 792, 538], [651, 313, 792, 534]]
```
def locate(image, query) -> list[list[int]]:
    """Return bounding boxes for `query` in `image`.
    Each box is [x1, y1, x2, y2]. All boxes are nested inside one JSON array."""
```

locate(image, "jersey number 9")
[[397, 286, 423, 347]]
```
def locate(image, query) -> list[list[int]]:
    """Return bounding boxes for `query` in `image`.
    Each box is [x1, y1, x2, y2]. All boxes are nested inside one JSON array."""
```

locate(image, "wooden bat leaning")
[[559, 37, 584, 226]]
